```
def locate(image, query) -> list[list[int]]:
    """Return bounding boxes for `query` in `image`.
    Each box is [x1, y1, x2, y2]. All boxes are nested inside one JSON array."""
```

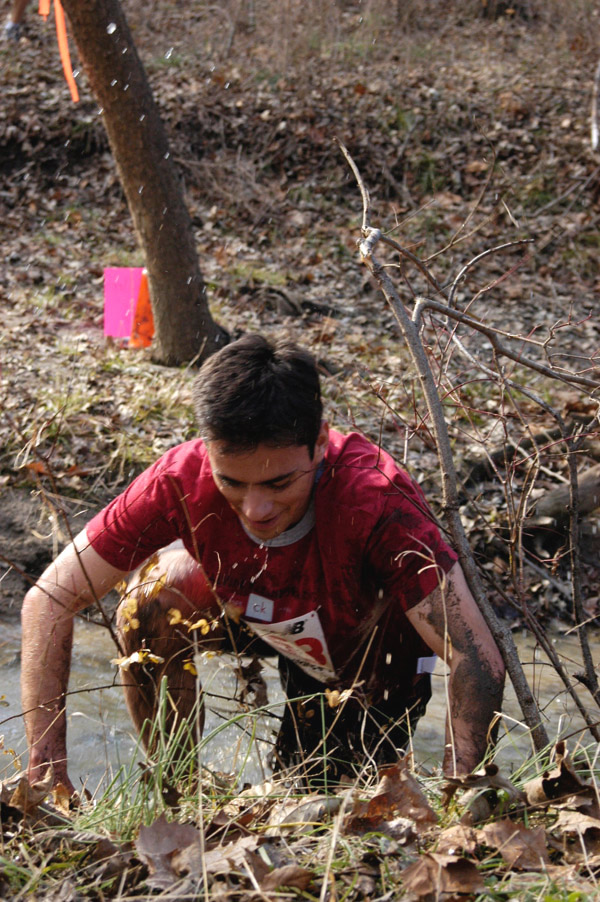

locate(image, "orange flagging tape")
[[54, 0, 79, 102], [129, 271, 155, 348], [39, 0, 78, 102]]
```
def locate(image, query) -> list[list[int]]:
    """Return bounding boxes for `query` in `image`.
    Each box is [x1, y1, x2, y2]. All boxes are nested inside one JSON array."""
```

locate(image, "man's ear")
[[313, 421, 329, 463]]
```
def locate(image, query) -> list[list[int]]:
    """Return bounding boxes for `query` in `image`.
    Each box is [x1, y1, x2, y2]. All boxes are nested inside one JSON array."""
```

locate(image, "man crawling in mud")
[[21, 334, 505, 793]]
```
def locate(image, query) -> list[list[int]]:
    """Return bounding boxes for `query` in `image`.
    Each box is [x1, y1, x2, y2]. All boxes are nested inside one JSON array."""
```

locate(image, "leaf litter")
[[0, 741, 599, 897]]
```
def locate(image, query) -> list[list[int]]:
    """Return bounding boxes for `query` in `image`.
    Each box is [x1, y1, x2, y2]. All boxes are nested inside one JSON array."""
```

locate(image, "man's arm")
[[406, 561, 505, 776], [21, 528, 128, 791]]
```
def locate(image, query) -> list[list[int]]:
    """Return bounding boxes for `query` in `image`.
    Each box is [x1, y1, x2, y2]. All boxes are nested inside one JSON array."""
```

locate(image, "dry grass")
[[126, 0, 600, 74]]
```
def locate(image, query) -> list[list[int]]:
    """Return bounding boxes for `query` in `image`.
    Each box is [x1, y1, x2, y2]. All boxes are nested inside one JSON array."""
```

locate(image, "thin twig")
[[565, 426, 600, 708], [413, 296, 600, 392], [338, 139, 370, 232], [426, 139, 497, 262], [447, 239, 534, 309], [591, 59, 600, 151]]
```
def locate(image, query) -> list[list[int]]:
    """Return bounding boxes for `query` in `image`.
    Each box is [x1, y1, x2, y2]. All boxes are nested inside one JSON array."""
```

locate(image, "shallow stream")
[[0, 617, 597, 793]]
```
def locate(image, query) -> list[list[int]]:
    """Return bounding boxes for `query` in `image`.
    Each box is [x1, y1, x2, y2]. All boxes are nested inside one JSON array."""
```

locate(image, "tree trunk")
[[60, 0, 226, 365]]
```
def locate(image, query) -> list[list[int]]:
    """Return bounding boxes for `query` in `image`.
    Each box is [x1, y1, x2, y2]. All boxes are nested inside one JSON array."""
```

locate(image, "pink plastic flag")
[[103, 267, 144, 339]]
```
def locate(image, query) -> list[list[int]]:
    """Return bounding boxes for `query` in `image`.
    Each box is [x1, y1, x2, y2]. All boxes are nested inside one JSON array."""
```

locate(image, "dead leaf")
[[267, 794, 342, 835], [111, 649, 165, 670], [235, 655, 269, 709], [261, 864, 314, 890], [136, 813, 199, 889], [443, 763, 525, 825], [9, 775, 52, 815], [553, 809, 600, 855], [443, 763, 524, 806], [173, 834, 259, 878], [344, 759, 437, 835], [325, 687, 353, 708], [136, 553, 159, 585], [401, 852, 484, 898], [524, 742, 598, 814], [555, 810, 600, 836], [222, 779, 280, 827], [24, 461, 49, 475], [436, 823, 478, 856], [52, 782, 74, 814], [205, 807, 255, 840], [379, 816, 417, 844], [433, 191, 463, 208], [85, 837, 136, 881], [465, 159, 489, 173], [479, 819, 550, 870]]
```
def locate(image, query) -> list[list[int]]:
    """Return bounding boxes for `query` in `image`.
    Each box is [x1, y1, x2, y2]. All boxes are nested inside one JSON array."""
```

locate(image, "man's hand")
[[21, 529, 127, 790], [406, 562, 505, 777]]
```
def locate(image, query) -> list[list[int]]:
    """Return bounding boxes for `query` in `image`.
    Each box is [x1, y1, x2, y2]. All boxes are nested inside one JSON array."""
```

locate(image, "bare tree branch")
[[339, 142, 551, 751]]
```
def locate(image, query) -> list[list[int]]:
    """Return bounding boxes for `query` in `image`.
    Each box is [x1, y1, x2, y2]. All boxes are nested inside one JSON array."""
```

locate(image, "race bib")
[[244, 596, 336, 682]]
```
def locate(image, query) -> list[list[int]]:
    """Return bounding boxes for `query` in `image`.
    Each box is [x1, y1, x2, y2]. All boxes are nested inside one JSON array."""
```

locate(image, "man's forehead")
[[207, 440, 311, 473], [207, 439, 308, 456]]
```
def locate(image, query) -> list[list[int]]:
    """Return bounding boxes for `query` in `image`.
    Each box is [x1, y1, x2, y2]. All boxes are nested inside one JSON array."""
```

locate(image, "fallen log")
[[464, 419, 600, 486], [532, 464, 600, 523]]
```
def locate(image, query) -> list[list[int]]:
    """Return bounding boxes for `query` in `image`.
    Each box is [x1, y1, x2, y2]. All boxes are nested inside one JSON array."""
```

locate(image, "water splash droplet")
[[110, 78, 118, 87], [163, 151, 170, 159], [138, 185, 144, 195], [165, 47, 174, 60], [106, 22, 117, 34], [139, 114, 146, 122]]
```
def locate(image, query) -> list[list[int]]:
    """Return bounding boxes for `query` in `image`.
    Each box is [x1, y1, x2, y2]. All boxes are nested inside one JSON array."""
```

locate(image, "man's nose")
[[241, 488, 274, 521]]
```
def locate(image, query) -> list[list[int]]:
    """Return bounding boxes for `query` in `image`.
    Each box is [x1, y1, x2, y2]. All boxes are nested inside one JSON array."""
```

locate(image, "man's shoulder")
[[149, 438, 210, 478], [324, 430, 410, 489], [318, 430, 413, 517], [113, 438, 213, 507]]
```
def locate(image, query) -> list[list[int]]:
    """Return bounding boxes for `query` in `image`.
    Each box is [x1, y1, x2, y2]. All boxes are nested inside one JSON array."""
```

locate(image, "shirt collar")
[[241, 460, 324, 547]]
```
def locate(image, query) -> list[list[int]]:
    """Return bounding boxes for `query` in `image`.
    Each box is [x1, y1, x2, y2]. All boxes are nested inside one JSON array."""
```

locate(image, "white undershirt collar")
[[241, 461, 324, 548], [242, 498, 315, 547]]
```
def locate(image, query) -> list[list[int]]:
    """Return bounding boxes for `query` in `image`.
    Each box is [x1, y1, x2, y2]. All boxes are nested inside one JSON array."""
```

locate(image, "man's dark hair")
[[192, 334, 323, 456]]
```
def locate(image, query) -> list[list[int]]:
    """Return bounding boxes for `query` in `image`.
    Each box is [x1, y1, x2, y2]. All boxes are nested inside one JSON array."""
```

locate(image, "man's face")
[[207, 423, 329, 540]]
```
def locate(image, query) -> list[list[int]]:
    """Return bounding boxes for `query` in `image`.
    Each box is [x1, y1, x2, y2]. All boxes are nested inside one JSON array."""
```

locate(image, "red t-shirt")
[[87, 431, 457, 697]]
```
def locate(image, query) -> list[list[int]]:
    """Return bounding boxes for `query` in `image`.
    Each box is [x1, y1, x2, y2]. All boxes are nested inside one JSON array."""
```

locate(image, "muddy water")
[[0, 619, 597, 792]]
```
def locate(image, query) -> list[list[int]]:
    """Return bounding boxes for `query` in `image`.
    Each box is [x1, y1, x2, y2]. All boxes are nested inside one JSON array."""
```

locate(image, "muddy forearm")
[[406, 563, 505, 777], [443, 651, 504, 776], [21, 588, 74, 782]]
